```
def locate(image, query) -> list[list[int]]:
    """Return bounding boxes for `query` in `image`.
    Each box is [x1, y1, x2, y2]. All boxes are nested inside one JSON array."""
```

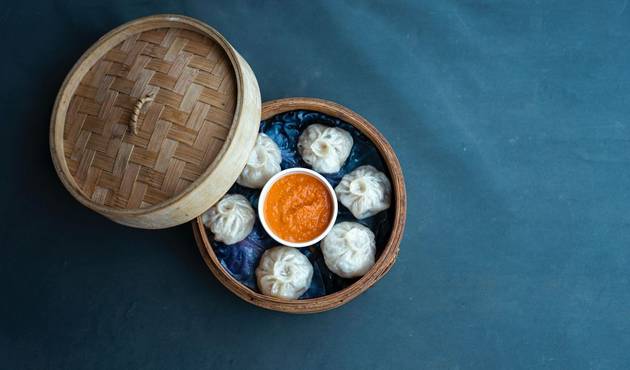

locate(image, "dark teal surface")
[[2, 1, 630, 369]]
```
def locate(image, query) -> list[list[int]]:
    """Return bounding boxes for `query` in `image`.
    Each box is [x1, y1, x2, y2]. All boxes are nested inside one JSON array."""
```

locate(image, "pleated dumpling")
[[201, 194, 255, 245], [237, 133, 282, 189], [321, 222, 376, 278], [297, 124, 353, 174], [256, 246, 313, 299], [335, 165, 391, 219]]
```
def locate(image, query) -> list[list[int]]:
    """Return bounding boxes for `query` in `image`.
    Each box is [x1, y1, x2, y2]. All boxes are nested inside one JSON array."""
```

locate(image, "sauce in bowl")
[[259, 168, 337, 247]]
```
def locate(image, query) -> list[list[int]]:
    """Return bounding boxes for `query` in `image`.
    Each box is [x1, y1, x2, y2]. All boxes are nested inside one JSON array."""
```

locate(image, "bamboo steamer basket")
[[50, 15, 406, 313], [50, 15, 261, 229], [194, 98, 407, 313]]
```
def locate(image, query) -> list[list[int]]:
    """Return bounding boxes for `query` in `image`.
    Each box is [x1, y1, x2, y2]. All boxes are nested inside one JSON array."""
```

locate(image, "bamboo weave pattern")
[[63, 27, 237, 209]]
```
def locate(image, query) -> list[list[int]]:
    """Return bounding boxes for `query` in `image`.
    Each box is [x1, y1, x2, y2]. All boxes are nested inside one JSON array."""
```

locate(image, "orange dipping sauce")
[[263, 173, 334, 243]]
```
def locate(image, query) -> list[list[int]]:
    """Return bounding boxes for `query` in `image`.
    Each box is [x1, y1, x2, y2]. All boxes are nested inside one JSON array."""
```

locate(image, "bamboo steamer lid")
[[50, 15, 261, 229]]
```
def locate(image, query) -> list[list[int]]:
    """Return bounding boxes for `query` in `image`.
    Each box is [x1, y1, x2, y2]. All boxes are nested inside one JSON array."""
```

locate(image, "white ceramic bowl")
[[258, 168, 338, 248]]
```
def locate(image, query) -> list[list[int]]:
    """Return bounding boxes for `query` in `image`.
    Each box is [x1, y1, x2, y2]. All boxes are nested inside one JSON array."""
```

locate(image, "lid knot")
[[129, 91, 156, 135]]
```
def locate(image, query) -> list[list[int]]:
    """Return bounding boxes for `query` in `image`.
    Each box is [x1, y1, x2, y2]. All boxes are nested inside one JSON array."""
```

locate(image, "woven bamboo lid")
[[50, 15, 261, 229]]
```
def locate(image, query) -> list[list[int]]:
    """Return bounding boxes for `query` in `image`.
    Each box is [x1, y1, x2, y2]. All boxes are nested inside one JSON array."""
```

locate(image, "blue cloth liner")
[[212, 110, 395, 298]]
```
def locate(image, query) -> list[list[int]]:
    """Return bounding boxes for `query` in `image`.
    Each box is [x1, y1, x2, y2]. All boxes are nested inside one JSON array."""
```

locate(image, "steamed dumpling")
[[237, 133, 282, 188], [256, 246, 313, 299], [297, 124, 353, 174], [321, 222, 376, 278], [335, 165, 391, 219], [201, 194, 255, 245]]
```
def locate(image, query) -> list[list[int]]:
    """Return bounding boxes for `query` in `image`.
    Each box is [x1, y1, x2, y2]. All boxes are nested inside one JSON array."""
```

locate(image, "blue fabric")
[[212, 110, 393, 298]]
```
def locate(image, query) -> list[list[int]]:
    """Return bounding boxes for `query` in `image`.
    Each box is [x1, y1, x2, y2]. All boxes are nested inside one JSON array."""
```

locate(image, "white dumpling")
[[297, 124, 353, 173], [256, 246, 313, 299], [335, 165, 391, 219], [237, 133, 282, 188], [321, 222, 376, 278], [201, 194, 255, 245]]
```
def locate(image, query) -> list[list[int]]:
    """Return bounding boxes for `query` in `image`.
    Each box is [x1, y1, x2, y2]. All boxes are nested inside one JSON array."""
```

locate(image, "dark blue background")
[[2, 1, 629, 369]]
